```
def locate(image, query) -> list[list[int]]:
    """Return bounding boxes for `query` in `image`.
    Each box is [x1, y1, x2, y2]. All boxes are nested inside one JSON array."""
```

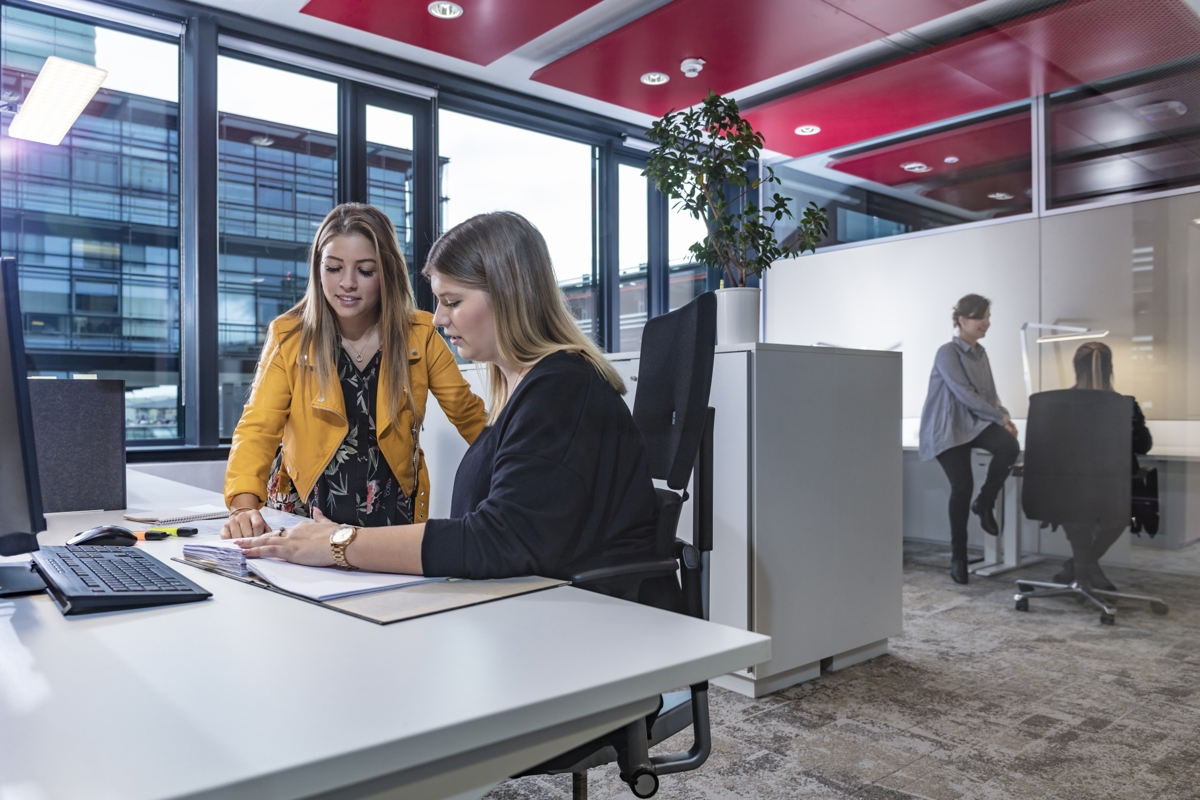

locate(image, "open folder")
[[177, 539, 566, 624]]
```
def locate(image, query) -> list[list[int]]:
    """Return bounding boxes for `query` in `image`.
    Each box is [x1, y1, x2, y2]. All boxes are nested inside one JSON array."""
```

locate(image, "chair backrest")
[[1023, 389, 1132, 527], [632, 293, 717, 491]]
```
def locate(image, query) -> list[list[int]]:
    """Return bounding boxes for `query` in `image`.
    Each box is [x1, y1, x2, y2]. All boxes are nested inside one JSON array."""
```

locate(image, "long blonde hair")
[[422, 211, 623, 424], [1073, 341, 1114, 391], [282, 203, 417, 430]]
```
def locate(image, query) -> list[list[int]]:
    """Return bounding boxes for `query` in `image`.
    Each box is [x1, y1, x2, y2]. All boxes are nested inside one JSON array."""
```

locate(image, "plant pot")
[[715, 287, 761, 345]]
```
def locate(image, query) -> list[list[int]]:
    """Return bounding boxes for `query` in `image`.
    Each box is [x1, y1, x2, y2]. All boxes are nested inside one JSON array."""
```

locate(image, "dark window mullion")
[[648, 181, 668, 319], [596, 142, 620, 351]]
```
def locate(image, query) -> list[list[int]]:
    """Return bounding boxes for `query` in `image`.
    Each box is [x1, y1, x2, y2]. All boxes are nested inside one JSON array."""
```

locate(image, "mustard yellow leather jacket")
[[224, 311, 486, 523]]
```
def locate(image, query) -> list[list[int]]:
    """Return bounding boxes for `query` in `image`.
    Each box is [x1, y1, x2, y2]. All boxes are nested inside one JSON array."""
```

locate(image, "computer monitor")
[[0, 256, 48, 595]]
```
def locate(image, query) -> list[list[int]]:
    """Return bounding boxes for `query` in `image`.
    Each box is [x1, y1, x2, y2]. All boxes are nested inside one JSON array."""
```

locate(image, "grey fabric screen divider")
[[28, 379, 126, 513]]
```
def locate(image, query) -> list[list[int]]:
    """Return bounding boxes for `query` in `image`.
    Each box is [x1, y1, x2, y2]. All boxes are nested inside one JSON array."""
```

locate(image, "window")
[[216, 57, 337, 437], [617, 163, 647, 352], [366, 104, 416, 267], [668, 203, 709, 310], [438, 110, 595, 340], [1, 7, 182, 440]]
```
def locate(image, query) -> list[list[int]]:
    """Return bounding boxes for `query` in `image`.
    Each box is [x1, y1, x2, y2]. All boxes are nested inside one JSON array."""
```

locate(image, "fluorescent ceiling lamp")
[[8, 57, 107, 146]]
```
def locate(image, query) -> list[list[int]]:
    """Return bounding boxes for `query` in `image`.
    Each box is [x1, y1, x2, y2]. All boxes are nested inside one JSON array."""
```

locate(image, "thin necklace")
[[343, 324, 378, 363]]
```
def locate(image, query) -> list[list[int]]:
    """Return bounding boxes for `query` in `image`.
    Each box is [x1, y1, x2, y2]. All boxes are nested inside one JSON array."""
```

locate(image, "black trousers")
[[935, 423, 1020, 561]]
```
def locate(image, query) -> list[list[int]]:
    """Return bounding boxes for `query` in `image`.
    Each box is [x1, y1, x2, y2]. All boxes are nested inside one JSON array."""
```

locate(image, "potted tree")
[[645, 91, 829, 344]]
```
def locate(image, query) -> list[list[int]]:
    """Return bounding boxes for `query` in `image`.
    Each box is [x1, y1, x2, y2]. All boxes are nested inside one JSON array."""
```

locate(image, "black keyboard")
[[30, 545, 211, 616]]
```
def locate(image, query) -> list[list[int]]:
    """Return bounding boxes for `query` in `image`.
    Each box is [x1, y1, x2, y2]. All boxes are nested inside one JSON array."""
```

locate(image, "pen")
[[147, 526, 199, 537]]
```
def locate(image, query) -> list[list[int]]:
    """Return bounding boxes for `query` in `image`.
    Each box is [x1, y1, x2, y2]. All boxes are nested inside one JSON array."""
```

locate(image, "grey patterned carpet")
[[486, 542, 1200, 800]]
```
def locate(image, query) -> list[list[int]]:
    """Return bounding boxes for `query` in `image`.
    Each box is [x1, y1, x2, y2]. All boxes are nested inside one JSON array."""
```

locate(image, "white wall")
[[765, 219, 1041, 421]]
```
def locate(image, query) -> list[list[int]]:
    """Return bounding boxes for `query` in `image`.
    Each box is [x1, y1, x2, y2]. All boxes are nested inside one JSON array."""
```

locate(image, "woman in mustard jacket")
[[222, 203, 486, 537]]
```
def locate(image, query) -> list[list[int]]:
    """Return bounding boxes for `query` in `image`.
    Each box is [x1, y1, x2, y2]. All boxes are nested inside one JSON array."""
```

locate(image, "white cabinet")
[[613, 343, 904, 697]]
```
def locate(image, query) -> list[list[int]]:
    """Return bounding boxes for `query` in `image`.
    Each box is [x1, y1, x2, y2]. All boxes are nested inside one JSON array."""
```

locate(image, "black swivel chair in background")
[[519, 292, 718, 799], [1016, 389, 1168, 624]]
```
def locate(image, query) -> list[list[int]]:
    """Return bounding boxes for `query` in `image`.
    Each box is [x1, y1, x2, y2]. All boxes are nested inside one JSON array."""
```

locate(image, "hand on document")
[[234, 507, 340, 568]]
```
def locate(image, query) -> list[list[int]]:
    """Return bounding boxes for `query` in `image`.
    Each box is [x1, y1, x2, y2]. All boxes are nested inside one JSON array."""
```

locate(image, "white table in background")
[[0, 470, 770, 800]]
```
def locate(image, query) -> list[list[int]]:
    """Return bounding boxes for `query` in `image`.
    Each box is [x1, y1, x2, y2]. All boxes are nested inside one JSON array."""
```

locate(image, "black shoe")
[[1052, 558, 1075, 585], [951, 558, 969, 584], [1085, 562, 1117, 592], [971, 497, 999, 536]]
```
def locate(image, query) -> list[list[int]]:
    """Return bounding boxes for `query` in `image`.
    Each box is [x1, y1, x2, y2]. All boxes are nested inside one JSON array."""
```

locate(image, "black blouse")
[[266, 348, 414, 527], [422, 351, 658, 580]]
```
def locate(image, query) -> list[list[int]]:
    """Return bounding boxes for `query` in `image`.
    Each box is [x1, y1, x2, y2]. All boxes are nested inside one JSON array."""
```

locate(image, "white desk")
[[0, 471, 770, 800]]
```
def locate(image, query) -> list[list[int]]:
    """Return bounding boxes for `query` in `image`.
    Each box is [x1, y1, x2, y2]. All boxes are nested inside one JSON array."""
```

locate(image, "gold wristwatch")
[[330, 525, 360, 570]]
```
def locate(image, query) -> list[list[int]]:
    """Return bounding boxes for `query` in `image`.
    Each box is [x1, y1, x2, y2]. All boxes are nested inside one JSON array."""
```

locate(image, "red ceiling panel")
[[745, 0, 1200, 159], [531, 0, 974, 117], [299, 0, 604, 66], [828, 112, 1030, 187], [823, 0, 981, 36]]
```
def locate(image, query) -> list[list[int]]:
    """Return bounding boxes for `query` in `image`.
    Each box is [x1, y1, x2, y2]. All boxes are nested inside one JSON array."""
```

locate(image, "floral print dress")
[[266, 348, 415, 527]]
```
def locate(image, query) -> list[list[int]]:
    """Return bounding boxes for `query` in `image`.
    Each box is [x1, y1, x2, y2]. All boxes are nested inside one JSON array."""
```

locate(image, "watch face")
[[331, 527, 355, 545]]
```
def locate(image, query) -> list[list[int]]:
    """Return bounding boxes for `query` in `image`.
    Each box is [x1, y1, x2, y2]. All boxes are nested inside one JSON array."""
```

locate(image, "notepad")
[[182, 539, 441, 601], [124, 503, 230, 525]]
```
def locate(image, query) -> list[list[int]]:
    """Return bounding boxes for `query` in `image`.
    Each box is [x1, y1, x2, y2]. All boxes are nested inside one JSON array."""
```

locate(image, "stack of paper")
[[183, 541, 251, 578], [182, 539, 442, 601]]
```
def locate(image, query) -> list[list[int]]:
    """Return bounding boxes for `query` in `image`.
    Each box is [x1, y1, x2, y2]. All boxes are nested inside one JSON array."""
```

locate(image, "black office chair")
[[1016, 389, 1168, 624], [518, 292, 718, 799]]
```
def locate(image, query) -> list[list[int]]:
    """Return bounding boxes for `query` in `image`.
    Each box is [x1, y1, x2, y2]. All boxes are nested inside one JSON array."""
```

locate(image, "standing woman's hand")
[[221, 493, 271, 538], [1005, 420, 1019, 438]]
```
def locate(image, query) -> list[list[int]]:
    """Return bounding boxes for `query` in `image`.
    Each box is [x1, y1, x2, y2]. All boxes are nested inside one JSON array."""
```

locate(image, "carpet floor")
[[484, 541, 1200, 800]]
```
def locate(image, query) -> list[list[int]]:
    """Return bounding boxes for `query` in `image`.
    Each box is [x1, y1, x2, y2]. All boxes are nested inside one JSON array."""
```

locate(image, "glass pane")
[[1, 8, 182, 441], [772, 107, 1033, 247], [217, 57, 337, 437], [1048, 64, 1200, 208], [438, 110, 595, 343], [366, 105, 415, 267], [618, 163, 647, 353], [668, 204, 709, 311]]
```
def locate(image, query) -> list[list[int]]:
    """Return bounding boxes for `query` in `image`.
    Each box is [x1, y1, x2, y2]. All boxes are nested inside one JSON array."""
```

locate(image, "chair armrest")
[[571, 558, 679, 587]]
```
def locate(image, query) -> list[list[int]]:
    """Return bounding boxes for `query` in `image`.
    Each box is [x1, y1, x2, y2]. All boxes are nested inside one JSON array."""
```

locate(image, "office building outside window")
[[1, 7, 182, 441], [438, 110, 596, 342], [668, 204, 709, 310], [216, 57, 338, 437]]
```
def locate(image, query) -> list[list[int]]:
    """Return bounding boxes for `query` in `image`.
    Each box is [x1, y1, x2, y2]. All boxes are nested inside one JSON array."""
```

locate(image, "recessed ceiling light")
[[249, 135, 274, 147], [427, 2, 463, 19], [640, 72, 670, 86], [988, 192, 1014, 200], [944, 156, 959, 164], [901, 161, 931, 173], [8, 56, 107, 146], [794, 125, 820, 136]]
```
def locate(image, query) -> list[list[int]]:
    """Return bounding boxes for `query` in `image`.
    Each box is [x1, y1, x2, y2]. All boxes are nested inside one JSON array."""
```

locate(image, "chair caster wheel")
[[1151, 601, 1169, 616], [1015, 598, 1029, 612], [1100, 613, 1115, 625], [627, 768, 658, 798]]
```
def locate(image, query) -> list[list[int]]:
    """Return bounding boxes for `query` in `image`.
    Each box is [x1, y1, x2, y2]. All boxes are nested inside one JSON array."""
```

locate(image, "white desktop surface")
[[0, 471, 770, 800]]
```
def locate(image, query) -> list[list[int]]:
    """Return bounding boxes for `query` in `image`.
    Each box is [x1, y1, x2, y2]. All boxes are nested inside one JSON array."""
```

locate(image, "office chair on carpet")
[[518, 292, 718, 799], [1015, 389, 1168, 625]]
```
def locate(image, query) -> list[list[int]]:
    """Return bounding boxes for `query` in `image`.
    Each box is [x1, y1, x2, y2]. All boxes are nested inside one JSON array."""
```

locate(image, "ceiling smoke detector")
[[794, 125, 820, 136], [250, 135, 275, 147], [640, 72, 670, 86], [901, 161, 931, 173], [988, 191, 1014, 200], [680, 58, 705, 78], [427, 2, 463, 19], [1136, 100, 1187, 121]]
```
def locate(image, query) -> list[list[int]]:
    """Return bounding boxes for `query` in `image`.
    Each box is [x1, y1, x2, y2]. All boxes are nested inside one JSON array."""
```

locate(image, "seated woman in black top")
[[233, 211, 659, 580], [1055, 341, 1152, 591]]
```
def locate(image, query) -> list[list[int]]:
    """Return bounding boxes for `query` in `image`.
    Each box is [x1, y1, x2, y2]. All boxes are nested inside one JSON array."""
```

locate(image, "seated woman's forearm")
[[346, 523, 426, 574]]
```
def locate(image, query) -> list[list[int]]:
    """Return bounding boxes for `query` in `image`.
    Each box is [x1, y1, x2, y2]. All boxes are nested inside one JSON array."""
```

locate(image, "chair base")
[[1013, 579, 1169, 624]]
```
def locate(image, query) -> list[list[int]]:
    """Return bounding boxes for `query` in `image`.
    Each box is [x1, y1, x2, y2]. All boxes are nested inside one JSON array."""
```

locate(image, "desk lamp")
[[1020, 322, 1109, 398]]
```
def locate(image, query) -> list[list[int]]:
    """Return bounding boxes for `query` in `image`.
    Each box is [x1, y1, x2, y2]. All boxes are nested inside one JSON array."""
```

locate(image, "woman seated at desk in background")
[[1054, 341, 1152, 591], [227, 211, 660, 580], [919, 294, 1020, 585], [221, 203, 487, 538]]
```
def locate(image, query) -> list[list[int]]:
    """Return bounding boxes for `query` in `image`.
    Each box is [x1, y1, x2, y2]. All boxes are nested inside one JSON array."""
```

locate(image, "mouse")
[[67, 525, 138, 547]]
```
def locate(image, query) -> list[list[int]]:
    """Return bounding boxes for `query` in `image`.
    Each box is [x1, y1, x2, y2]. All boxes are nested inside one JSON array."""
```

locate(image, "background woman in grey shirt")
[[919, 294, 1019, 584]]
